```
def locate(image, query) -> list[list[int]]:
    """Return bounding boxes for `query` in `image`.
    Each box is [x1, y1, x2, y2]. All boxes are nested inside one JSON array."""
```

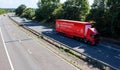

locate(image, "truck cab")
[[86, 28, 100, 45]]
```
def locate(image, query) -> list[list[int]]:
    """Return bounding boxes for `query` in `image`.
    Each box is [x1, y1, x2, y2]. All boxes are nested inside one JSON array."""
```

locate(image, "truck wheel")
[[74, 37, 80, 41], [79, 38, 83, 42], [88, 41, 92, 45], [84, 39, 88, 43], [56, 32, 60, 34], [88, 41, 96, 46]]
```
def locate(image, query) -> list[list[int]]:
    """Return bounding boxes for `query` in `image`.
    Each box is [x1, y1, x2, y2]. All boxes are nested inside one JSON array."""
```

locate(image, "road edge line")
[[0, 27, 14, 70]]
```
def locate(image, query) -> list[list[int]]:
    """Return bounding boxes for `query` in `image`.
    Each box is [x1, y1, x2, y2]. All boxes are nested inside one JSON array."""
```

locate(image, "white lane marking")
[[100, 44, 120, 52], [118, 54, 120, 57], [115, 56, 120, 60], [0, 28, 15, 70], [27, 49, 32, 54], [106, 55, 109, 58], [98, 50, 102, 52], [19, 40, 22, 43], [104, 42, 120, 48]]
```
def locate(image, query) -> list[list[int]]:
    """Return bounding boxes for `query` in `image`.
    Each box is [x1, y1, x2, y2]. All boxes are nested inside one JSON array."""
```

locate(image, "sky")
[[0, 0, 93, 8]]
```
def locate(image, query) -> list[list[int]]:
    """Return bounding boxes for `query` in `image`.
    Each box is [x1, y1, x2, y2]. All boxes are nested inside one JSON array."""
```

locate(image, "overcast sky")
[[0, 0, 93, 8]]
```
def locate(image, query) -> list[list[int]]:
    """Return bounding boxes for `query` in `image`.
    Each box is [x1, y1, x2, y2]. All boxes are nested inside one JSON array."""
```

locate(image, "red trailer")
[[56, 19, 100, 45]]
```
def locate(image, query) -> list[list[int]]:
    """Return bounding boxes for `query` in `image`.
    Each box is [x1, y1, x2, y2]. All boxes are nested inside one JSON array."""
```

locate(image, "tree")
[[105, 0, 120, 38], [21, 8, 35, 20], [63, 0, 90, 21], [86, 0, 120, 39], [86, 0, 107, 36], [36, 0, 60, 22], [15, 4, 26, 16], [0, 8, 7, 15], [52, 3, 64, 19]]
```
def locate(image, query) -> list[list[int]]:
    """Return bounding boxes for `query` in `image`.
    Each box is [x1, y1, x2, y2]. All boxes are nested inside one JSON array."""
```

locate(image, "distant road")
[[0, 15, 78, 70], [9, 13, 120, 69]]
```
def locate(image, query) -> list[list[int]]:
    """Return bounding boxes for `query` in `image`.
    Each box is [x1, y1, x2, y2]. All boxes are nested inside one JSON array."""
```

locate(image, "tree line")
[[0, 8, 7, 15], [15, 0, 120, 39]]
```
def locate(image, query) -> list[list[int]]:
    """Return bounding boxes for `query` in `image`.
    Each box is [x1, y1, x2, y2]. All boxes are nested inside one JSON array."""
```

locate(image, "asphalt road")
[[0, 15, 78, 70], [9, 13, 120, 69], [0, 28, 11, 70]]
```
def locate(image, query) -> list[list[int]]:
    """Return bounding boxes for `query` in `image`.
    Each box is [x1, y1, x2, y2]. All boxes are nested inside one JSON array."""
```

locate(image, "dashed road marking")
[[115, 56, 120, 60], [27, 49, 32, 54], [98, 50, 102, 52], [106, 55, 109, 58], [100, 44, 120, 52], [19, 40, 22, 43]]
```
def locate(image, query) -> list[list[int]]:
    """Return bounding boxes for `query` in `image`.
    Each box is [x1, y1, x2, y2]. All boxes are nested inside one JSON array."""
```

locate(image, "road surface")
[[9, 13, 120, 69], [0, 15, 78, 70], [0, 28, 11, 70]]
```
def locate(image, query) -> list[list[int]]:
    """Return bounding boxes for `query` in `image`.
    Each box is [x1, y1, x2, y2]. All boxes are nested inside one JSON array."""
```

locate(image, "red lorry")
[[56, 19, 100, 45]]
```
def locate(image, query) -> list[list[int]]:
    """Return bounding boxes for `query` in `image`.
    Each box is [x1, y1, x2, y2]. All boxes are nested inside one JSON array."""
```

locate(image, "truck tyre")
[[88, 41, 92, 45], [84, 38, 88, 43], [56, 32, 60, 34], [79, 38, 83, 42], [74, 37, 80, 41]]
